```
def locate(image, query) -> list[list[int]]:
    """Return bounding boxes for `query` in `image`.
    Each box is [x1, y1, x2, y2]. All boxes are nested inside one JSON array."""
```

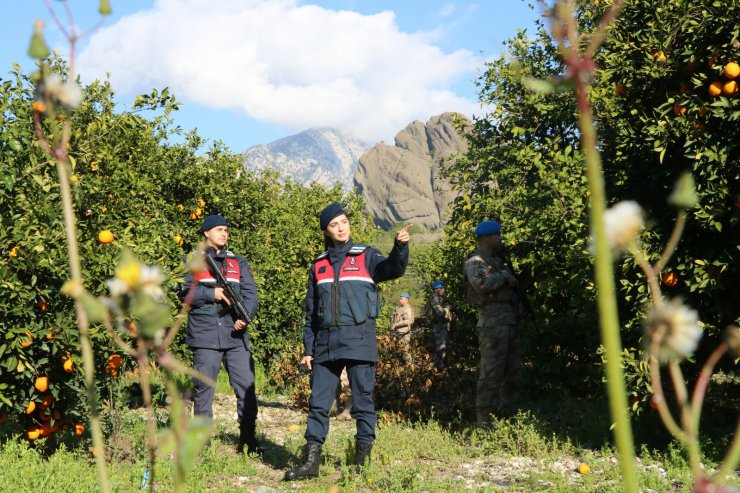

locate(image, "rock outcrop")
[[242, 128, 367, 193], [354, 112, 468, 230]]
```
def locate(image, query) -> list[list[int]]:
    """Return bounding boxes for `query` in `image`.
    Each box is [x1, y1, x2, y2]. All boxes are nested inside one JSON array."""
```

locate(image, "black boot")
[[355, 441, 373, 466], [236, 420, 261, 455], [284, 444, 322, 481]]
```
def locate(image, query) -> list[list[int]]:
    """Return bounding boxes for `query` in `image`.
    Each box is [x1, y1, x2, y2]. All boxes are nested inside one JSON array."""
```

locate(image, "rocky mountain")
[[354, 112, 468, 230], [242, 128, 367, 192]]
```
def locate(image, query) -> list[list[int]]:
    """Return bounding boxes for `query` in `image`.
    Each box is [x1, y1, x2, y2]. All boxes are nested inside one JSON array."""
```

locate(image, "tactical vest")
[[190, 251, 241, 316], [314, 246, 379, 327]]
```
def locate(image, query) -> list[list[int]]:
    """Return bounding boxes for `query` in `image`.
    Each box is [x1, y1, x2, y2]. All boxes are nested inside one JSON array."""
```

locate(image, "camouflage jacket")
[[390, 304, 414, 334], [463, 248, 518, 324]]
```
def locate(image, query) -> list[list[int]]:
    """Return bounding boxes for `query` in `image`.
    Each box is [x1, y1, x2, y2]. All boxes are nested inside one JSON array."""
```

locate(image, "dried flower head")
[[645, 298, 703, 363], [43, 74, 83, 109], [590, 200, 644, 257]]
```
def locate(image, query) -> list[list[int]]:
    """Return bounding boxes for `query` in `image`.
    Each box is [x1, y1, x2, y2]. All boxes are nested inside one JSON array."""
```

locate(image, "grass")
[[0, 363, 737, 492]]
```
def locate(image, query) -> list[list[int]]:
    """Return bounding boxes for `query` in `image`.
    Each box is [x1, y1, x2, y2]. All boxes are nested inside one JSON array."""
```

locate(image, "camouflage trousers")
[[476, 321, 521, 420], [433, 322, 450, 369], [395, 328, 411, 346]]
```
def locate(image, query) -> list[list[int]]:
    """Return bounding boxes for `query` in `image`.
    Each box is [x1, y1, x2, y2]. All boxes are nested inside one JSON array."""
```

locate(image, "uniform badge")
[[318, 266, 327, 274], [350, 257, 356, 265]]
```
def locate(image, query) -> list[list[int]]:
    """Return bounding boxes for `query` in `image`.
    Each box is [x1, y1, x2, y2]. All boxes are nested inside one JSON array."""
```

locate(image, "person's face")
[[204, 225, 228, 249], [435, 288, 445, 297], [324, 214, 351, 245], [480, 233, 503, 252], [399, 297, 409, 305]]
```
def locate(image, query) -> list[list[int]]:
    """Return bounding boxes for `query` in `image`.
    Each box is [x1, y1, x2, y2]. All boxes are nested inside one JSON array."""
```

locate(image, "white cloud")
[[77, 0, 480, 143]]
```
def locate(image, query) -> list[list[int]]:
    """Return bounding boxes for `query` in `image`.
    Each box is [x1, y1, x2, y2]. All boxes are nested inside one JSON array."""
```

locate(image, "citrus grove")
[[0, 0, 737, 487], [423, 0, 738, 419], [0, 60, 371, 446]]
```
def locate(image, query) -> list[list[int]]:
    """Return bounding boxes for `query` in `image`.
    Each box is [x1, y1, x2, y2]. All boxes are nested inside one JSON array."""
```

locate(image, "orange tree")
[[436, 0, 738, 410], [0, 60, 371, 440]]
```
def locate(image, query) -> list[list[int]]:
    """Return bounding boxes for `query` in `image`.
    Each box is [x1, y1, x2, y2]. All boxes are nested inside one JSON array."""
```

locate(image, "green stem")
[[714, 417, 740, 484], [648, 349, 686, 442], [575, 72, 639, 492], [138, 351, 157, 491], [655, 211, 686, 273], [669, 361, 700, 476], [55, 155, 111, 493], [166, 376, 186, 493]]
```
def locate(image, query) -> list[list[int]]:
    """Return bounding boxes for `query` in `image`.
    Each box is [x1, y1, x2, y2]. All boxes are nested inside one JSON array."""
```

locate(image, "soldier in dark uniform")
[[179, 215, 260, 454], [284, 202, 410, 481]]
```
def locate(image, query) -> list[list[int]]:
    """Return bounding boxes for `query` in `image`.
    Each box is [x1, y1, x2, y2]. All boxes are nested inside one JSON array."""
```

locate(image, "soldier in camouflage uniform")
[[426, 281, 453, 370], [463, 221, 522, 425], [390, 293, 415, 345]]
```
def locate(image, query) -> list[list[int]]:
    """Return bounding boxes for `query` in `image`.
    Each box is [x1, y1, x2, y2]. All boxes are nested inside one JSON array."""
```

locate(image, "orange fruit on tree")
[[63, 358, 74, 373], [578, 463, 591, 474], [32, 100, 46, 112], [27, 428, 42, 440], [20, 332, 33, 349], [723, 80, 738, 96], [107, 354, 123, 369], [662, 271, 678, 287], [9, 246, 18, 257], [44, 328, 55, 341], [34, 376, 49, 392], [672, 103, 686, 117], [724, 61, 739, 79], [189, 211, 198, 220], [177, 204, 185, 212], [74, 423, 85, 436], [25, 401, 36, 414], [652, 50, 666, 62], [98, 229, 114, 244], [709, 81, 723, 96], [197, 198, 206, 207]]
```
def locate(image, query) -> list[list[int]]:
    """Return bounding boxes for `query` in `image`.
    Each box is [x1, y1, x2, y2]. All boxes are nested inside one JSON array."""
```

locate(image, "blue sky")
[[1, 1, 541, 151]]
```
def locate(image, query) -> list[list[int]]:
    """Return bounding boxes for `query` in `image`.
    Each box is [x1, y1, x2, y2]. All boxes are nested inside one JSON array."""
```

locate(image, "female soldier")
[[285, 202, 411, 481]]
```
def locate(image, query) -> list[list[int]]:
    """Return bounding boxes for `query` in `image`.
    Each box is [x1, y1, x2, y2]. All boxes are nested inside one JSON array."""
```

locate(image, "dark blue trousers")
[[305, 359, 376, 445], [191, 345, 258, 429]]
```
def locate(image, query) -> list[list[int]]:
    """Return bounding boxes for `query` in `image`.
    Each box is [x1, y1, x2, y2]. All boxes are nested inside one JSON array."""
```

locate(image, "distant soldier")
[[390, 293, 415, 345], [330, 368, 352, 422], [425, 281, 453, 370], [463, 220, 522, 425]]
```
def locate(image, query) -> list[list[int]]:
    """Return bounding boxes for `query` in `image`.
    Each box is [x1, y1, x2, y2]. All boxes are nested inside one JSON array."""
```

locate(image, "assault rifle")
[[203, 250, 253, 327]]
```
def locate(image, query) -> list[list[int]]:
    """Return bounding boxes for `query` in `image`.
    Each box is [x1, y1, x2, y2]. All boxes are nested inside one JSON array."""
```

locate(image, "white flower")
[[645, 298, 703, 363], [106, 278, 130, 298], [43, 74, 83, 109], [591, 200, 644, 257], [107, 262, 165, 299], [140, 266, 166, 300]]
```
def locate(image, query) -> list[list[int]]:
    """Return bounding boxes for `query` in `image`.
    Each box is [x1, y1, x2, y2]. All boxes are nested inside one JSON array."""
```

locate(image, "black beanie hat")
[[201, 214, 228, 232], [319, 202, 346, 230]]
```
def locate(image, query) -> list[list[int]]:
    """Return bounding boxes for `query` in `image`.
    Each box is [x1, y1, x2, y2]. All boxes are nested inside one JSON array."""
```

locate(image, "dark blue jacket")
[[180, 249, 258, 350], [303, 239, 408, 363]]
